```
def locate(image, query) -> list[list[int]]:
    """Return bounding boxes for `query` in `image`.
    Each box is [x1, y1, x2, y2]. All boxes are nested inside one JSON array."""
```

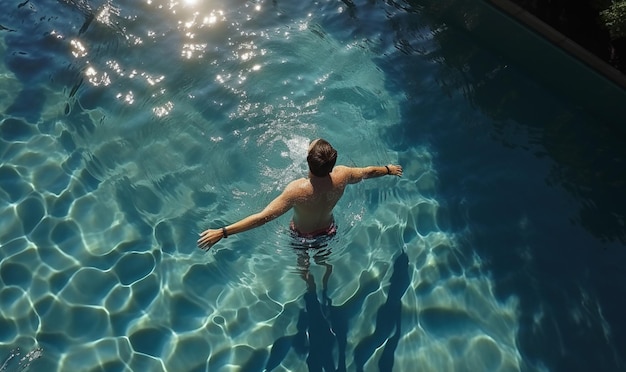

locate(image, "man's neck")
[[308, 171, 327, 179]]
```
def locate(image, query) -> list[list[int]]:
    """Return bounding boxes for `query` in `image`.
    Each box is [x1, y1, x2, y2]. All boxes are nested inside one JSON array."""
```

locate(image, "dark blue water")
[[1, 0, 625, 371], [389, 2, 626, 371]]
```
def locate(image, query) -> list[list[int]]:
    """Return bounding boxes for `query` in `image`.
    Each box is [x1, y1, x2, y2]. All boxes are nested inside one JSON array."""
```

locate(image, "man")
[[197, 138, 403, 250]]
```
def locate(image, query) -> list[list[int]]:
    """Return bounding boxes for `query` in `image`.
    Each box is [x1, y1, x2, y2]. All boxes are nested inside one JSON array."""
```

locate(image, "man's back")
[[288, 166, 353, 234]]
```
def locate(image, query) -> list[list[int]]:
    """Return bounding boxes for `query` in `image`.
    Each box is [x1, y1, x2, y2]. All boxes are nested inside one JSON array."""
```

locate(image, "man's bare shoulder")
[[332, 165, 352, 176], [332, 165, 357, 182], [283, 177, 312, 196]]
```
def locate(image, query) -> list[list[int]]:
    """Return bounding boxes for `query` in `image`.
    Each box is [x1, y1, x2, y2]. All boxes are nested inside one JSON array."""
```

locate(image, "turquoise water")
[[1, 0, 625, 371]]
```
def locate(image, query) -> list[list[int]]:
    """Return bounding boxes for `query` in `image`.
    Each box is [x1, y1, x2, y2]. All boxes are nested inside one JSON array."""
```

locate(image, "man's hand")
[[197, 229, 223, 250], [387, 164, 403, 177]]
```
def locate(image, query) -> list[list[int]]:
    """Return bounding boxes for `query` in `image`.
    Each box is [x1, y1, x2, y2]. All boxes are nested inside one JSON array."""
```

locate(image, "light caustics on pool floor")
[[1, 2, 525, 372], [0, 130, 523, 371]]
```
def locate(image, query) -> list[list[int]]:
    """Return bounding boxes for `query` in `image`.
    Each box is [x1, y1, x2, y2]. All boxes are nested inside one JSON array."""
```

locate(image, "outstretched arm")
[[197, 187, 295, 250], [341, 164, 403, 184]]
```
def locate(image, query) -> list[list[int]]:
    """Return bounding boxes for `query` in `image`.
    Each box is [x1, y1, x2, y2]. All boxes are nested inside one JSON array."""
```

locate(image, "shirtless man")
[[197, 138, 403, 250]]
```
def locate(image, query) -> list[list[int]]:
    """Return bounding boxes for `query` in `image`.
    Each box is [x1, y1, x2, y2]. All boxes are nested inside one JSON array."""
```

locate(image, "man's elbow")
[[257, 211, 280, 226], [363, 166, 377, 179]]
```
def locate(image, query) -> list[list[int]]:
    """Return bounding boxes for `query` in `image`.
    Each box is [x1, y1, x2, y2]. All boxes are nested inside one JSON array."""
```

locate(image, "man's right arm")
[[197, 182, 297, 250], [339, 164, 403, 184]]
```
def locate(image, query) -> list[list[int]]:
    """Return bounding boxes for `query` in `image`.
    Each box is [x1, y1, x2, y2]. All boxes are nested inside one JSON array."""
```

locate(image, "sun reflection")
[[95, 2, 120, 26], [142, 73, 165, 86], [182, 43, 207, 59], [130, 35, 144, 45], [66, 0, 260, 110], [203, 9, 227, 26], [216, 74, 230, 84], [236, 41, 258, 63], [116, 91, 135, 104], [184, 20, 195, 29], [204, 14, 217, 25], [70, 39, 88, 58], [153, 101, 174, 117], [50, 30, 64, 40], [106, 60, 124, 76], [84, 66, 111, 86]]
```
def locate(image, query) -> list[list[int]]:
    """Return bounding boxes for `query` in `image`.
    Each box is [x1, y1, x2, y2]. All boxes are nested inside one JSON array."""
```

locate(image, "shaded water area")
[[1, 0, 626, 371]]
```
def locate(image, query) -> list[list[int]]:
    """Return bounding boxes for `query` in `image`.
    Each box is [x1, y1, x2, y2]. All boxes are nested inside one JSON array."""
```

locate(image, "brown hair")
[[307, 139, 337, 177]]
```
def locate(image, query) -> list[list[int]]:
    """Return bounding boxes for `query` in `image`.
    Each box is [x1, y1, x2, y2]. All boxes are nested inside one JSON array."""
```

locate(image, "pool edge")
[[486, 0, 626, 91]]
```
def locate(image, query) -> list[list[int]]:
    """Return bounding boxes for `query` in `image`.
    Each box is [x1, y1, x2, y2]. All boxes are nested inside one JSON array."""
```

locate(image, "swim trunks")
[[290, 220, 337, 248], [290, 220, 337, 239]]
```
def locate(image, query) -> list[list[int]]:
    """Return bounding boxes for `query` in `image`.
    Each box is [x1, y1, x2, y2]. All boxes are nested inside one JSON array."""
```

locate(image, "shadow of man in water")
[[354, 250, 410, 371], [298, 264, 338, 371], [262, 240, 342, 372], [263, 246, 410, 372], [291, 240, 339, 372]]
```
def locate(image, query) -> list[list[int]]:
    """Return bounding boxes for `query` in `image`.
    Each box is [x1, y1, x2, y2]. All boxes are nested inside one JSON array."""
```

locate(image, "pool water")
[[1, 0, 625, 371]]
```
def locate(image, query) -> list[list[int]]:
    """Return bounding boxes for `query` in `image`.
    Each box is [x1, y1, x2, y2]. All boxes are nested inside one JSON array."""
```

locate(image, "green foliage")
[[601, 0, 626, 39]]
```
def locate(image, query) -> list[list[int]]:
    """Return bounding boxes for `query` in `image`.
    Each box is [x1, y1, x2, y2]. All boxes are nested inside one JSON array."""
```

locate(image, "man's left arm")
[[341, 164, 403, 184]]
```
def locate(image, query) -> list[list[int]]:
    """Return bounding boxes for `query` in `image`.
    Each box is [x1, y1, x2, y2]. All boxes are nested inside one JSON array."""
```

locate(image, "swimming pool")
[[1, 0, 625, 371]]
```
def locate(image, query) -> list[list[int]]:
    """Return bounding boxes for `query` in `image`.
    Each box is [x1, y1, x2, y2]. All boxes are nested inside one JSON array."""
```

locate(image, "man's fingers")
[[198, 233, 221, 251], [197, 230, 213, 250], [197, 236, 210, 248]]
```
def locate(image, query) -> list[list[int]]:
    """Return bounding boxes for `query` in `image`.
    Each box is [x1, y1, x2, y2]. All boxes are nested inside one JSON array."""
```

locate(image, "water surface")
[[1, 0, 625, 371]]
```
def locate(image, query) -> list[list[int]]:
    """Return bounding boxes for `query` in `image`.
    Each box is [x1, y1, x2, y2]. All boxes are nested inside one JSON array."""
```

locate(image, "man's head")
[[307, 138, 337, 177]]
